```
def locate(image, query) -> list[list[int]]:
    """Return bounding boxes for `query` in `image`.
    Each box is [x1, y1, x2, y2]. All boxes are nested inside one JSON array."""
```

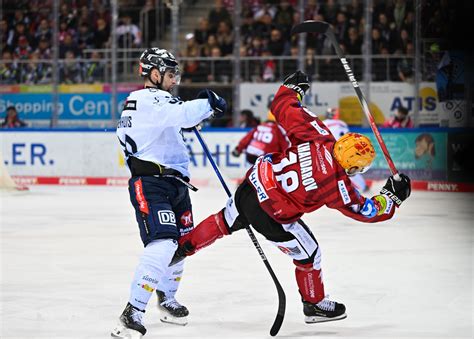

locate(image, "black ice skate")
[[111, 303, 146, 338], [156, 290, 189, 326], [303, 297, 347, 324]]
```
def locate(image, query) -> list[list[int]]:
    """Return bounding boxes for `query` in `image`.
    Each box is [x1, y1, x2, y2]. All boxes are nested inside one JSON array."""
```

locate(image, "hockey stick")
[[291, 20, 400, 179], [193, 127, 286, 337]]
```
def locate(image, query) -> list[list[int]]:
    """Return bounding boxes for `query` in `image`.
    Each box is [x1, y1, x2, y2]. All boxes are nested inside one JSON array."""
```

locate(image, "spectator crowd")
[[1, 0, 449, 85]]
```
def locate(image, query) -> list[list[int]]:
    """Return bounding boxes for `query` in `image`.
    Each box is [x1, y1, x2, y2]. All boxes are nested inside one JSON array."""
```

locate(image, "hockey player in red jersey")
[[232, 111, 290, 167], [176, 71, 411, 324]]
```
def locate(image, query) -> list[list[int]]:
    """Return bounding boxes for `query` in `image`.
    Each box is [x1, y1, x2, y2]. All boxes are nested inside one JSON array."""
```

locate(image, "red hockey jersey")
[[246, 86, 395, 224], [236, 121, 290, 157]]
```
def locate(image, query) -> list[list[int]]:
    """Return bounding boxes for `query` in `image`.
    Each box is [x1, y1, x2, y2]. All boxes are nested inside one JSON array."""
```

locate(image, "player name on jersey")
[[297, 143, 318, 192]]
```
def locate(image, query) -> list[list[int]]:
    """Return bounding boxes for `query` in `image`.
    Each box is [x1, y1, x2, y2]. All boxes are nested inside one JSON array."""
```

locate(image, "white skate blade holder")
[[159, 311, 188, 326], [111, 323, 144, 339], [305, 313, 347, 324]]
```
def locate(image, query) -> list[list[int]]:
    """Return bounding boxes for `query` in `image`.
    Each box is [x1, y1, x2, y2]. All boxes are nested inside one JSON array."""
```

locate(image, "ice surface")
[[1, 184, 472, 338]]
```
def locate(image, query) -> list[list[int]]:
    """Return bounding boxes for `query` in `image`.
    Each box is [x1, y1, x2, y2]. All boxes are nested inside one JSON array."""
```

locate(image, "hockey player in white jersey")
[[324, 107, 369, 192], [112, 47, 227, 338]]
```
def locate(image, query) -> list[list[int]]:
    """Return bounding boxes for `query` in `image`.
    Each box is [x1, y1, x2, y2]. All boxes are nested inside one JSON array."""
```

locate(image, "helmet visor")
[[165, 67, 181, 85], [346, 164, 371, 176]]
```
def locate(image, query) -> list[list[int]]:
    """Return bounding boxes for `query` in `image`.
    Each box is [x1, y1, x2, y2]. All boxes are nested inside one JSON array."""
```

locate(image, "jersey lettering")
[[297, 143, 318, 191], [117, 116, 132, 128]]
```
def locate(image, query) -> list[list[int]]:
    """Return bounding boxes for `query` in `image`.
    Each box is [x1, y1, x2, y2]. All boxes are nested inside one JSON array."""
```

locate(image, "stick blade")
[[291, 20, 330, 35]]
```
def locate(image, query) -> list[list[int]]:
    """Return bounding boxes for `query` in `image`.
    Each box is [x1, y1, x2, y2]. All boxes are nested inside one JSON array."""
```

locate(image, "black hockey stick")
[[292, 20, 400, 179], [193, 127, 286, 337]]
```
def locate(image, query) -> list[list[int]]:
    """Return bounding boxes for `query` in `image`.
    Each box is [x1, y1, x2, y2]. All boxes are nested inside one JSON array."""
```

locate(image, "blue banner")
[[0, 93, 129, 120]]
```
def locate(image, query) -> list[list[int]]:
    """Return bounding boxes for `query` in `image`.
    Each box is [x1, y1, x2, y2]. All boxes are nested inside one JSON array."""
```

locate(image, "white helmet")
[[139, 47, 180, 84]]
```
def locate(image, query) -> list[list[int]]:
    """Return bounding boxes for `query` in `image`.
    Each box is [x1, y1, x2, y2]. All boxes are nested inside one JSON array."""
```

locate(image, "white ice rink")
[[1, 183, 473, 339]]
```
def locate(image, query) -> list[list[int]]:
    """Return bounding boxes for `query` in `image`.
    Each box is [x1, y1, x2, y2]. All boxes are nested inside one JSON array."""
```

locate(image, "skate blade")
[[111, 323, 143, 338], [159, 313, 188, 326], [305, 313, 347, 324]]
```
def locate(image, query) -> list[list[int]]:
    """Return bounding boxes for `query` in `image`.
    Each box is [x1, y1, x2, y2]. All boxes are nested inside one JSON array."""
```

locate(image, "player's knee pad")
[[141, 239, 178, 272], [269, 220, 319, 263]]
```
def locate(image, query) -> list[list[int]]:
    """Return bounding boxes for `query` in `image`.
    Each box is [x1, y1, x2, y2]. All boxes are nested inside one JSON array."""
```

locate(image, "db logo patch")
[[158, 210, 176, 226], [180, 211, 193, 227]]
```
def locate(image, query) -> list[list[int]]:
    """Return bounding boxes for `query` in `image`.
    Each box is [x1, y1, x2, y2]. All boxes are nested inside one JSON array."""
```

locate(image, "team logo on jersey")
[[123, 100, 137, 111], [180, 211, 193, 227], [158, 210, 176, 226], [338, 180, 351, 204]]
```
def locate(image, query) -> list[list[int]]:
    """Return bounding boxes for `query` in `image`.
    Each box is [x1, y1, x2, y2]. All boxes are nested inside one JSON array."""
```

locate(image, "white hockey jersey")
[[117, 87, 213, 178]]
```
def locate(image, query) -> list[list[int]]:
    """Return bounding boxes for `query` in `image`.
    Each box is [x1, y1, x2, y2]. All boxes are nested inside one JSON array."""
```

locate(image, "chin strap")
[[147, 69, 165, 89]]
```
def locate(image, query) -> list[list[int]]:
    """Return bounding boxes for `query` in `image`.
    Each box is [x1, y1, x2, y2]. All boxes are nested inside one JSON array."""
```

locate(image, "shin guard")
[[178, 210, 230, 256], [295, 261, 325, 304]]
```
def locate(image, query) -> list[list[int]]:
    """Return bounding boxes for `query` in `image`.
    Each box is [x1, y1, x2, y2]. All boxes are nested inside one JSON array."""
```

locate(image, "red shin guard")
[[295, 261, 325, 304], [178, 210, 230, 256]]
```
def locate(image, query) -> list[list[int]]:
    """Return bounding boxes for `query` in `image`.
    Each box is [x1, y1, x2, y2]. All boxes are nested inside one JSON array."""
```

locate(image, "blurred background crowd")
[[1, 0, 454, 85]]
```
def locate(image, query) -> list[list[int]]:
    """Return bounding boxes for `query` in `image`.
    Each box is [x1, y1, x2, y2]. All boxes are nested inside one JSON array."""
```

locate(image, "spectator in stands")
[[304, 47, 317, 81], [77, 23, 95, 51], [58, 20, 76, 44], [0, 19, 10, 49], [382, 106, 414, 128], [83, 51, 105, 83], [396, 41, 415, 82], [0, 50, 20, 84], [194, 17, 211, 45], [14, 35, 32, 60], [60, 50, 83, 84], [304, 0, 319, 21], [1, 106, 27, 128], [267, 28, 289, 56], [371, 27, 387, 55], [201, 34, 219, 57], [93, 18, 110, 48], [208, 46, 232, 83], [35, 37, 52, 59], [8, 22, 29, 50], [60, 33, 80, 58], [375, 13, 396, 52], [345, 26, 362, 55], [77, 5, 94, 28], [34, 19, 52, 45], [239, 109, 260, 128], [117, 14, 142, 48], [372, 44, 391, 81], [252, 11, 273, 41], [208, 0, 232, 33], [240, 7, 256, 45], [59, 2, 77, 29], [247, 36, 264, 56], [274, 0, 294, 38], [392, 0, 410, 31], [21, 51, 42, 84], [346, 0, 363, 25], [394, 28, 411, 54], [320, 0, 340, 24], [334, 11, 349, 43], [216, 21, 234, 56]]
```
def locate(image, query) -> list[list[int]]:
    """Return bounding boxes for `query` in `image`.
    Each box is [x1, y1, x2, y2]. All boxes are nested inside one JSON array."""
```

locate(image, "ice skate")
[[111, 303, 146, 338], [156, 290, 189, 326], [303, 296, 347, 324]]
